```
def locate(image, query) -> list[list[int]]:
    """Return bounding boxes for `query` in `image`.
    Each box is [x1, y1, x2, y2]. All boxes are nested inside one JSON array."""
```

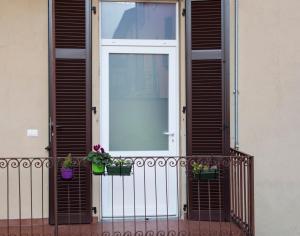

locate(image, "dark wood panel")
[[186, 0, 230, 222], [49, 0, 92, 225]]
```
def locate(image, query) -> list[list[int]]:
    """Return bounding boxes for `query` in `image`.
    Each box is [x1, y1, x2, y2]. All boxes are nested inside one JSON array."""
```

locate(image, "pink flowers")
[[93, 144, 101, 152], [93, 144, 105, 153]]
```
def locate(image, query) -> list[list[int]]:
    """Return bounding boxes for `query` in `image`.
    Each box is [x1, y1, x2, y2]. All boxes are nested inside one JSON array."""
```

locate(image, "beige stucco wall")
[[0, 0, 49, 219], [238, 1, 300, 235]]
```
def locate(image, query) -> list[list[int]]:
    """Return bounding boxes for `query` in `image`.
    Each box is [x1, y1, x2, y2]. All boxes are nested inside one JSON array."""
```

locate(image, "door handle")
[[163, 132, 175, 137]]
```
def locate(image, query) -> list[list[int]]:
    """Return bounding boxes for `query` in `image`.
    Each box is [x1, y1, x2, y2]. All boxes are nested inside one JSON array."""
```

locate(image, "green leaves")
[[192, 162, 208, 175], [108, 159, 132, 167], [63, 153, 73, 169], [86, 151, 111, 166]]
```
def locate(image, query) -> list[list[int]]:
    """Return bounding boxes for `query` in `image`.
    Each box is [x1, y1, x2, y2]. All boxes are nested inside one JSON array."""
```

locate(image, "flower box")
[[107, 165, 132, 176], [193, 169, 219, 180]]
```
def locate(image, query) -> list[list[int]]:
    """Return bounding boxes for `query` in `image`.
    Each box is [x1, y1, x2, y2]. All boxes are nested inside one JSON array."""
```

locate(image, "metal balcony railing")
[[0, 150, 254, 236]]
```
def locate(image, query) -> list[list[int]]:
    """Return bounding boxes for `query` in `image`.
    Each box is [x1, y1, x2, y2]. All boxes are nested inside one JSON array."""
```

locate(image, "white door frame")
[[99, 1, 180, 219]]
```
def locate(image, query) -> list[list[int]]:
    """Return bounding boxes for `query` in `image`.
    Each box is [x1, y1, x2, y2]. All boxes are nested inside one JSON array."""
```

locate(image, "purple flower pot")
[[61, 167, 73, 180]]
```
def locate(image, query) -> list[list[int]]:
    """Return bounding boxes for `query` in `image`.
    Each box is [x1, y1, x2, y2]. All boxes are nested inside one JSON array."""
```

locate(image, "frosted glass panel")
[[109, 54, 169, 151], [102, 2, 176, 40]]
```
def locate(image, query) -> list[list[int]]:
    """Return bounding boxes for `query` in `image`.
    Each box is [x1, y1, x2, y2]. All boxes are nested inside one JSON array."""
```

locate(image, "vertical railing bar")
[[79, 159, 82, 236], [132, 162, 137, 234], [248, 160, 251, 234], [243, 160, 247, 229], [122, 174, 125, 234], [229, 157, 233, 236], [100, 174, 103, 236], [68, 184, 71, 236], [186, 162, 190, 236], [230, 157, 233, 216], [235, 157, 238, 219], [239, 159, 242, 223], [6, 160, 10, 236], [165, 160, 169, 233], [54, 158, 58, 236], [250, 157, 255, 236], [111, 174, 114, 235], [237, 158, 240, 223], [240, 159, 244, 227], [42, 160, 45, 236], [18, 159, 21, 236], [30, 161, 33, 236], [176, 160, 180, 235], [236, 158, 239, 222], [218, 160, 222, 235], [208, 179, 211, 235], [144, 159, 147, 233], [197, 172, 201, 236], [154, 159, 158, 234]]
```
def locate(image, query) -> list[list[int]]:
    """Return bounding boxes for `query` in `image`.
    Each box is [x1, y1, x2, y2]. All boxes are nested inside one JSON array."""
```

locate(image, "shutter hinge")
[[182, 9, 186, 17], [92, 6, 96, 15], [183, 204, 187, 212], [182, 106, 186, 114], [45, 145, 51, 152], [92, 106, 97, 114], [92, 207, 97, 214]]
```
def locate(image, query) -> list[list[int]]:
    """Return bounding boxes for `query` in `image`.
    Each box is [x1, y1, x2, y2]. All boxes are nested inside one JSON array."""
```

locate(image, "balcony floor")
[[0, 219, 246, 236]]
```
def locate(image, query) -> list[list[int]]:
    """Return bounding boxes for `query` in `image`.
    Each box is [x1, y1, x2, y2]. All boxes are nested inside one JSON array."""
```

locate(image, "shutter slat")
[[191, 60, 223, 155], [55, 0, 86, 49], [191, 0, 222, 50]]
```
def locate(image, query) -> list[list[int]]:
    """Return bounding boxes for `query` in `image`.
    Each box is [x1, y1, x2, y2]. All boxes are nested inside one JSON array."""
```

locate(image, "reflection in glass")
[[109, 54, 169, 151], [102, 2, 176, 40]]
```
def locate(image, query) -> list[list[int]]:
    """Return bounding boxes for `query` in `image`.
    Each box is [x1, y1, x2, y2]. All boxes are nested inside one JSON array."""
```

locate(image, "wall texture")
[[0, 0, 49, 219], [239, 0, 300, 235], [0, 0, 48, 157]]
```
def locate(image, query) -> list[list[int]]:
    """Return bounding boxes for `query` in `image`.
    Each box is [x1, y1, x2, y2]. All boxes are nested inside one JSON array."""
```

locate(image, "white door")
[[99, 1, 179, 219]]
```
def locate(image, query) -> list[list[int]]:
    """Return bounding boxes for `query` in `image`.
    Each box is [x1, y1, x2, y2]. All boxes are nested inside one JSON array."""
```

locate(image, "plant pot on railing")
[[193, 169, 219, 180], [61, 167, 73, 180], [92, 163, 105, 175], [192, 163, 219, 180], [61, 153, 73, 180], [107, 160, 132, 176], [86, 144, 111, 175]]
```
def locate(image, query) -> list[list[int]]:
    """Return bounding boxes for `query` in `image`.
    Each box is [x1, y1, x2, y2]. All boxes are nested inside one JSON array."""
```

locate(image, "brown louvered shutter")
[[186, 0, 230, 220], [49, 0, 92, 224]]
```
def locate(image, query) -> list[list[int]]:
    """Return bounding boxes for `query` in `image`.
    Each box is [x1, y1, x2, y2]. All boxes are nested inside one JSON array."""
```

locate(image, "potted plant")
[[60, 153, 73, 180], [107, 159, 133, 176], [192, 162, 219, 180], [86, 144, 111, 175]]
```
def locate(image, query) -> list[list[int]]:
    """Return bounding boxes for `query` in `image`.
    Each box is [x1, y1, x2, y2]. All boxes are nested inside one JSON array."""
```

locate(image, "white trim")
[[99, 1, 180, 218], [101, 39, 177, 47]]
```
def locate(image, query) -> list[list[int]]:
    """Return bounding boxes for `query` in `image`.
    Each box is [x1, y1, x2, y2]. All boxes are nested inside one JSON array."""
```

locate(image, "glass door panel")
[[109, 53, 169, 151]]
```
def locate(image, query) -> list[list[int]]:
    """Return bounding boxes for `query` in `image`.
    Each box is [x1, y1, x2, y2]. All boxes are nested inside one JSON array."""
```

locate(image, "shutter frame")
[[186, 0, 230, 221], [49, 0, 92, 224]]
